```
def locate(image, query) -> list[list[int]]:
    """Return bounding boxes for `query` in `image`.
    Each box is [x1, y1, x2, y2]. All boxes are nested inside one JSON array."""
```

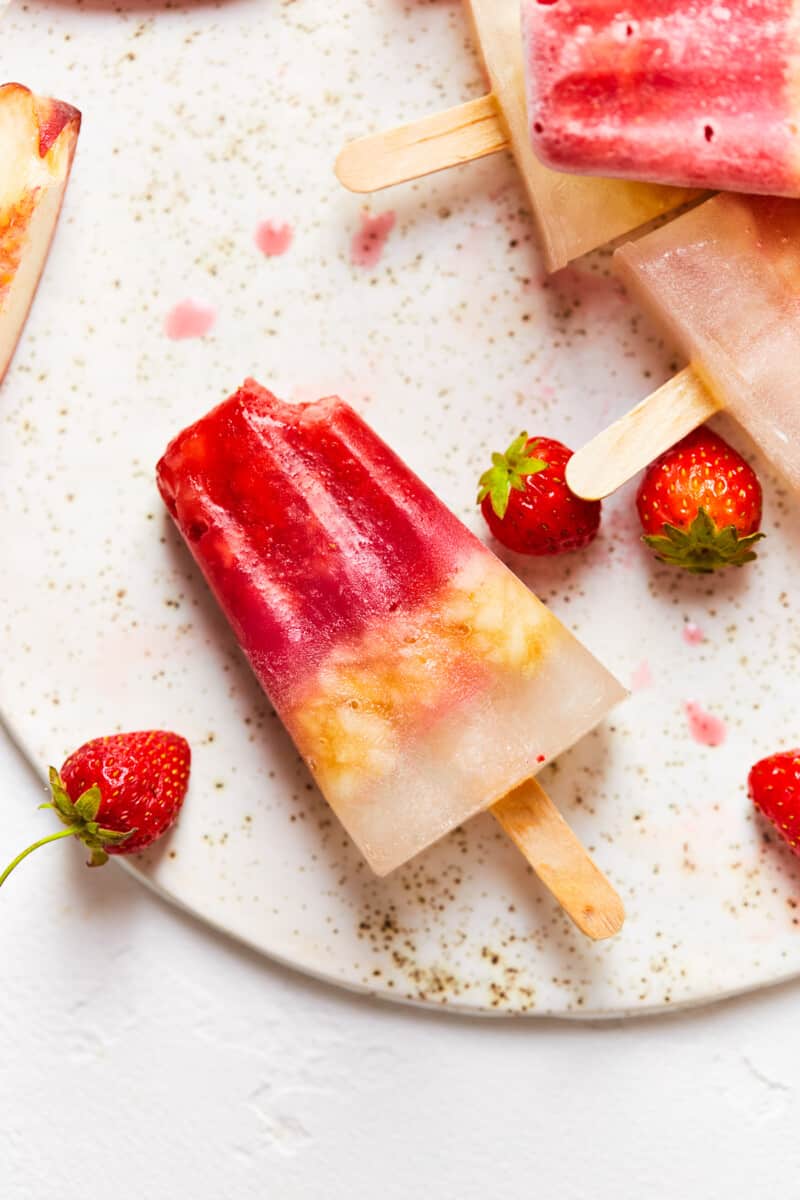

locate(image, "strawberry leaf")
[[477, 465, 512, 519], [48, 768, 78, 824], [476, 432, 547, 520], [96, 827, 136, 846], [643, 507, 765, 574], [75, 785, 102, 822]]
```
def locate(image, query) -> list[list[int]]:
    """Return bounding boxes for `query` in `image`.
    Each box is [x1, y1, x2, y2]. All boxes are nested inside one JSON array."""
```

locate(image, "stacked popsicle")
[[514, 2, 800, 501], [158, 381, 626, 935]]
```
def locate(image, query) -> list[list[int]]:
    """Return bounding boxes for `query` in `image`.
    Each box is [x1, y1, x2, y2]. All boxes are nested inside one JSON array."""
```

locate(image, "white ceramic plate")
[[3, 0, 800, 1017]]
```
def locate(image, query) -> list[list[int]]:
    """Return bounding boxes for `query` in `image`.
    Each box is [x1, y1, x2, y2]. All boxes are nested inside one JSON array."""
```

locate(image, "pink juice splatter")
[[685, 700, 726, 748], [255, 220, 293, 257], [164, 299, 216, 341], [351, 210, 396, 268], [683, 622, 705, 646], [631, 660, 652, 691]]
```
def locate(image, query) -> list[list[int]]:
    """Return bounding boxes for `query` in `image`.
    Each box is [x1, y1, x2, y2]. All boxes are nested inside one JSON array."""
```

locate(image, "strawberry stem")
[[0, 827, 81, 887]]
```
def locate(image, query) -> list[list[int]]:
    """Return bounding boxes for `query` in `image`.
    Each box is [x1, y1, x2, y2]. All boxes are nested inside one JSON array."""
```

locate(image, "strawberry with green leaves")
[[477, 433, 602, 556], [637, 427, 764, 573], [1, 731, 190, 886]]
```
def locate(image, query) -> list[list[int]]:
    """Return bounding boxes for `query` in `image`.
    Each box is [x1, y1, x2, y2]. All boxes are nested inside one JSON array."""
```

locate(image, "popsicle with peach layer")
[[0, 83, 80, 383], [157, 380, 626, 936]]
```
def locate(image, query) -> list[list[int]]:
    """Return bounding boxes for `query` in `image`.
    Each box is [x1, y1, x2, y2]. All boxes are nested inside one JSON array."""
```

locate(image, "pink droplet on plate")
[[351, 210, 396, 268], [164, 299, 217, 341], [631, 660, 653, 691], [255, 221, 293, 257], [684, 700, 726, 747], [683, 622, 705, 645]]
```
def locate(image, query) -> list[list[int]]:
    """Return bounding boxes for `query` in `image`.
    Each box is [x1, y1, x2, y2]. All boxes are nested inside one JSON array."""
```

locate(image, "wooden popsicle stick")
[[566, 366, 722, 502], [335, 94, 508, 193], [491, 778, 624, 940]]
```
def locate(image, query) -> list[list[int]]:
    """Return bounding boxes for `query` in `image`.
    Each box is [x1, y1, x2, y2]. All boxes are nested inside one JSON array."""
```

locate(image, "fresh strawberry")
[[1, 731, 190, 886], [636, 426, 764, 573], [477, 433, 601, 555], [748, 751, 800, 855]]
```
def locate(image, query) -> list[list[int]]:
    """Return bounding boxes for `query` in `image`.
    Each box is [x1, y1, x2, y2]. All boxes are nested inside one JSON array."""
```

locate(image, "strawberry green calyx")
[[642, 507, 765, 574], [45, 767, 134, 865], [477, 432, 547, 520], [0, 769, 135, 887]]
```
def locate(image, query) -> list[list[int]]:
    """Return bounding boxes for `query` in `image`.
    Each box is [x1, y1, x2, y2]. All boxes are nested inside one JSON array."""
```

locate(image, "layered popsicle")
[[157, 381, 624, 876], [523, 0, 800, 197], [0, 83, 81, 382], [615, 193, 800, 492]]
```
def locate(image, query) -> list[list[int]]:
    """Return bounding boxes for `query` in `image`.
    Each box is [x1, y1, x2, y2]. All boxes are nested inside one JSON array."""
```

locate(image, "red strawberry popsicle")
[[157, 381, 625, 876]]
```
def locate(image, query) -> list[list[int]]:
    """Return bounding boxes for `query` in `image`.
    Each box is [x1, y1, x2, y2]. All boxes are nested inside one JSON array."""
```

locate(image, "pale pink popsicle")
[[157, 380, 624, 875], [522, 0, 800, 196], [615, 193, 800, 491]]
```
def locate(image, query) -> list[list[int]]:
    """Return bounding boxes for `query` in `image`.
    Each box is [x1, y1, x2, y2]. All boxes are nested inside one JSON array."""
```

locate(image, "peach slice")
[[0, 82, 81, 383]]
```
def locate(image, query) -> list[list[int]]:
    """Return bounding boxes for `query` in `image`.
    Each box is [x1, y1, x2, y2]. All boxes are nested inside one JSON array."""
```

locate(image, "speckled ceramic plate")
[[3, 0, 800, 1018]]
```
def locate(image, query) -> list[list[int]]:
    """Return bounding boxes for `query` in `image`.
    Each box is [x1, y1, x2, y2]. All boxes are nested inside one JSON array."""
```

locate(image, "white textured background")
[[2, 724, 799, 1198]]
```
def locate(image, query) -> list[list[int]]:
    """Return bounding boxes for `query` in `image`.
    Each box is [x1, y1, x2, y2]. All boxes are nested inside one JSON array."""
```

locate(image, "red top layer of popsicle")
[[525, 0, 800, 195], [156, 380, 477, 703]]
